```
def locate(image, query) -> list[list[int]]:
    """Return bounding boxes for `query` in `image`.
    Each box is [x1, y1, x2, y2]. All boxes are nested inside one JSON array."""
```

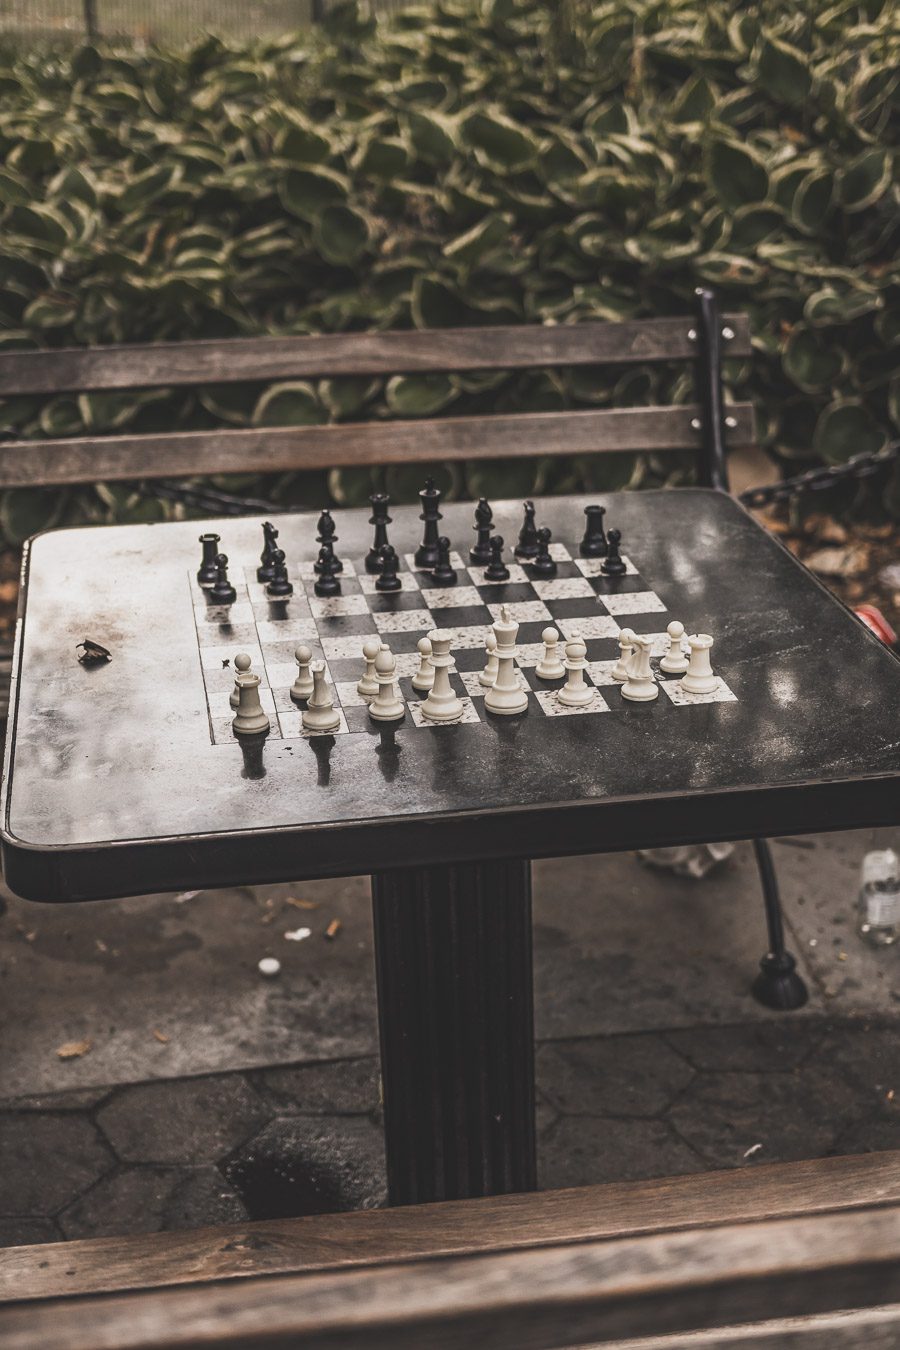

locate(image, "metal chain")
[[737, 442, 900, 510]]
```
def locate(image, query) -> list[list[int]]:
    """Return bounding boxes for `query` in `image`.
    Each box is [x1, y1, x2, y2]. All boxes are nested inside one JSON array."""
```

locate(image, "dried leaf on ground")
[[57, 1039, 92, 1059], [325, 918, 343, 940], [805, 545, 870, 577], [286, 897, 320, 910], [152, 1028, 170, 1043]]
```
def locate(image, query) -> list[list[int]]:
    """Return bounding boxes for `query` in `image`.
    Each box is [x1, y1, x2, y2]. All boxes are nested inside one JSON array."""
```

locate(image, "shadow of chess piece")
[[235, 729, 268, 780], [308, 734, 335, 787], [375, 725, 403, 783]]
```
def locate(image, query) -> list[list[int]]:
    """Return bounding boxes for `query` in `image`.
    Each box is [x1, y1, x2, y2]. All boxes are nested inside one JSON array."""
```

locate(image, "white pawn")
[[557, 636, 594, 706], [621, 635, 658, 702], [357, 638, 380, 699], [536, 626, 565, 680], [659, 621, 689, 676], [479, 631, 499, 687], [291, 644, 314, 702], [412, 636, 435, 692], [233, 672, 270, 735], [302, 662, 341, 733], [611, 628, 636, 682], [369, 644, 405, 722], [680, 633, 718, 694], [421, 631, 465, 723], [230, 651, 253, 710]]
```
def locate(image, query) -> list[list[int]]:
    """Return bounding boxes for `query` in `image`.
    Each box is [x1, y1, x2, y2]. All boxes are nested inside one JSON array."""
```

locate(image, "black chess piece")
[[431, 536, 457, 586], [314, 543, 342, 596], [365, 493, 392, 574], [514, 500, 539, 560], [470, 497, 493, 564], [601, 527, 626, 576], [210, 553, 237, 604], [315, 509, 343, 573], [531, 527, 557, 577], [197, 532, 221, 586], [414, 477, 442, 569], [580, 504, 608, 558], [484, 534, 510, 582], [265, 548, 293, 598], [257, 521, 279, 583], [375, 543, 402, 592]]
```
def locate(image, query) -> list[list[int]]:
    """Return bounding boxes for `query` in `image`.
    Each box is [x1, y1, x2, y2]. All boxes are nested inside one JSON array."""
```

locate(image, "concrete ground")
[[2, 828, 899, 1246]]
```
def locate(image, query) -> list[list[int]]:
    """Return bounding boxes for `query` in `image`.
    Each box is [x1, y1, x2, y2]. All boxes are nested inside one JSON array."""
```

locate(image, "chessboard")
[[192, 539, 738, 746]]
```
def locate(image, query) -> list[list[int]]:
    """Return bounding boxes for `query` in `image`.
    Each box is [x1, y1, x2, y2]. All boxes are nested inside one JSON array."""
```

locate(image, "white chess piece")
[[484, 606, 528, 716], [357, 638, 380, 699], [557, 636, 594, 706], [232, 671, 270, 734], [230, 651, 253, 710], [621, 635, 658, 702], [291, 644, 315, 702], [302, 662, 341, 733], [611, 628, 636, 682], [479, 631, 499, 687], [536, 626, 565, 680], [420, 631, 464, 723], [412, 636, 435, 692], [680, 633, 718, 694], [659, 620, 689, 676], [369, 644, 405, 722]]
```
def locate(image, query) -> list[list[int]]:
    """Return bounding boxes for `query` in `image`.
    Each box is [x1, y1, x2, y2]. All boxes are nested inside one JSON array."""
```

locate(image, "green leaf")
[[782, 327, 845, 392], [275, 118, 331, 164], [355, 137, 409, 178], [0, 488, 67, 545], [313, 204, 370, 265], [753, 34, 813, 105], [23, 294, 77, 329], [319, 377, 381, 419], [444, 212, 510, 266], [813, 399, 888, 463], [791, 169, 834, 234], [280, 166, 350, 221], [704, 137, 769, 209], [252, 382, 327, 426], [0, 168, 32, 206], [385, 374, 458, 416], [804, 286, 883, 325], [462, 110, 538, 173], [405, 110, 458, 166], [836, 148, 892, 212]]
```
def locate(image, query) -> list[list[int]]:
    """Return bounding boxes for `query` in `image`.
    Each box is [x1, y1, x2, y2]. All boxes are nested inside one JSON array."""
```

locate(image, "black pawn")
[[414, 477, 442, 570], [484, 534, 510, 582], [265, 548, 293, 598], [580, 504, 608, 558], [531, 527, 556, 577], [365, 493, 392, 574], [210, 553, 236, 604], [470, 497, 493, 565], [257, 521, 279, 583], [601, 528, 626, 577], [375, 543, 402, 592], [514, 500, 539, 560], [432, 536, 457, 587], [197, 532, 220, 586], [315, 509, 343, 574], [314, 543, 341, 597]]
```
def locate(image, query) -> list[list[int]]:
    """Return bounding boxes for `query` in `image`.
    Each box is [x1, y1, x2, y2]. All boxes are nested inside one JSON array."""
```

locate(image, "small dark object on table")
[[76, 639, 112, 665], [580, 504, 608, 558]]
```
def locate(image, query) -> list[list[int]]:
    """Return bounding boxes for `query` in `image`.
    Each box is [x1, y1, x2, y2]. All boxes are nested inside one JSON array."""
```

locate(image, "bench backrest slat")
[[0, 316, 752, 396]]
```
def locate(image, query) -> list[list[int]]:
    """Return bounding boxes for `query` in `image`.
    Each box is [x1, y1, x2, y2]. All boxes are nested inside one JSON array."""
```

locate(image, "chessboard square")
[[336, 679, 376, 709], [325, 657, 361, 682], [420, 585, 484, 610], [384, 630, 433, 654], [366, 590, 433, 614], [200, 642, 264, 671], [482, 691, 538, 721], [622, 613, 671, 638], [310, 594, 370, 619], [601, 590, 667, 616], [583, 638, 621, 663], [316, 614, 378, 638], [265, 659, 317, 689], [533, 577, 596, 601], [557, 615, 620, 641], [320, 634, 374, 662], [194, 601, 255, 627], [547, 542, 572, 561], [341, 705, 381, 734], [393, 651, 426, 678], [515, 621, 554, 648], [408, 697, 481, 728], [474, 582, 537, 606], [271, 686, 301, 713], [398, 673, 465, 702], [589, 575, 648, 598], [575, 554, 639, 578], [195, 622, 259, 649], [438, 625, 490, 649], [515, 642, 545, 668], [449, 647, 486, 673], [459, 669, 527, 699], [358, 571, 420, 594], [661, 678, 738, 706], [487, 600, 552, 624], [295, 559, 357, 579], [207, 686, 278, 719], [521, 667, 564, 694], [641, 631, 687, 659], [251, 600, 311, 627], [534, 688, 610, 717], [373, 608, 435, 634], [293, 708, 351, 738], [586, 659, 620, 686], [526, 561, 582, 583], [203, 663, 268, 694], [544, 603, 604, 627], [256, 619, 320, 644], [436, 605, 493, 629], [468, 563, 529, 587]]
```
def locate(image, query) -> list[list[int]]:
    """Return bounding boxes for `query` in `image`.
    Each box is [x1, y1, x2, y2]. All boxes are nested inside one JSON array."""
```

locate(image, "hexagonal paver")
[[536, 1034, 694, 1118], [812, 1024, 900, 1100], [540, 1116, 703, 1191], [60, 1166, 247, 1240], [224, 1115, 387, 1218], [96, 1075, 270, 1164], [667, 1064, 865, 1170], [0, 1114, 113, 1216], [256, 1057, 380, 1116], [664, 1021, 824, 1073]]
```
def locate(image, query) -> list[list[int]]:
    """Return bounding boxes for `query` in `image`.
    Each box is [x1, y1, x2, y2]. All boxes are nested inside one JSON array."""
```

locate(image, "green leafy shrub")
[[0, 0, 898, 541]]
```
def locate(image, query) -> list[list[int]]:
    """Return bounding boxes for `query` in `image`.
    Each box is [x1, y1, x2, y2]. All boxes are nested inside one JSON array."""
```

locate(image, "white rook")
[[680, 633, 718, 694]]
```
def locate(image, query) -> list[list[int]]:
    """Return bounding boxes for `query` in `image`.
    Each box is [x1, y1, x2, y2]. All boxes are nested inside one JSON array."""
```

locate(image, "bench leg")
[[371, 858, 537, 1206]]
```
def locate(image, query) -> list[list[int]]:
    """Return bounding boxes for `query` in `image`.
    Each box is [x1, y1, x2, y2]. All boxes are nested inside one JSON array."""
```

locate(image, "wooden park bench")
[[1, 1150, 900, 1348]]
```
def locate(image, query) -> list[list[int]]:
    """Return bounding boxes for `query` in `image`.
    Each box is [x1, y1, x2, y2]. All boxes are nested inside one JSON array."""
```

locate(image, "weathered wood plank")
[[0, 317, 752, 395], [0, 403, 755, 488], [2, 1152, 897, 1305], [2, 1204, 900, 1350], [593, 1304, 900, 1348]]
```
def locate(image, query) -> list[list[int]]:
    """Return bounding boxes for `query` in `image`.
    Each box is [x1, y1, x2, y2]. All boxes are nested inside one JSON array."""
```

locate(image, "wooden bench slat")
[[0, 317, 752, 396], [0, 403, 755, 488], [2, 1152, 897, 1305], [2, 1202, 900, 1350]]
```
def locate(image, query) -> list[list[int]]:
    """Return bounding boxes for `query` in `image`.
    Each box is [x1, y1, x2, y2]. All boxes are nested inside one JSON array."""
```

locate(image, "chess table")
[[3, 489, 899, 1207]]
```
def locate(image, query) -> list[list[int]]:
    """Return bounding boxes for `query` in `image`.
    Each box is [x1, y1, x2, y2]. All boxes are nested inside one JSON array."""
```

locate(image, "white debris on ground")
[[257, 957, 281, 977], [283, 927, 312, 942], [637, 843, 735, 879]]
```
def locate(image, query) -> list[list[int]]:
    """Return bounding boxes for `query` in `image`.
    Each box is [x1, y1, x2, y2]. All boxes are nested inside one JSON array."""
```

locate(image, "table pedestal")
[[371, 857, 536, 1206]]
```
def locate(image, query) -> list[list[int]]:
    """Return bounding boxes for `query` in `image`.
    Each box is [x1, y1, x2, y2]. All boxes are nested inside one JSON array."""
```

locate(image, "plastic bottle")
[[858, 848, 900, 947]]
